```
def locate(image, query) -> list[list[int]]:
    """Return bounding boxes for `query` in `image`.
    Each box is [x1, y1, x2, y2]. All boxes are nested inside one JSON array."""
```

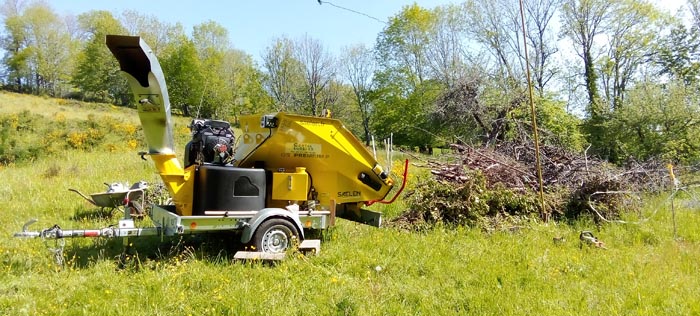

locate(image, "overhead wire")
[[317, 0, 387, 24]]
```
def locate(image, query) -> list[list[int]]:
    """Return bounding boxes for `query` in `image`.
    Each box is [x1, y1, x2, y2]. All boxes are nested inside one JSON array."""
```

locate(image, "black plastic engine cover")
[[192, 165, 266, 215]]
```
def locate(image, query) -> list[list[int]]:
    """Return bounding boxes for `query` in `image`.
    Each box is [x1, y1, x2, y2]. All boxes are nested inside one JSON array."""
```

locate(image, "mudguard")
[[240, 208, 305, 244]]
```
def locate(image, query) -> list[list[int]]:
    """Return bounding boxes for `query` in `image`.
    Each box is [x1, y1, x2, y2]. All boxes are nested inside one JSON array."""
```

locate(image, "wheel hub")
[[262, 228, 289, 253]]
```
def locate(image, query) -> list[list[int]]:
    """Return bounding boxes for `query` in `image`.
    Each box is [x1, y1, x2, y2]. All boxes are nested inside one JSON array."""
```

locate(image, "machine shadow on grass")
[[61, 226, 336, 270], [62, 232, 251, 270]]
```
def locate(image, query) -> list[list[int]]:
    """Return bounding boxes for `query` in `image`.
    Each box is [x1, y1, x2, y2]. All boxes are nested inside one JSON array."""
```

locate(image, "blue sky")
[[49, 0, 457, 59]]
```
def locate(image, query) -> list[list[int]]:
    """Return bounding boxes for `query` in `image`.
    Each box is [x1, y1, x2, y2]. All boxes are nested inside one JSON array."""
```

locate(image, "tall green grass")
[[2, 94, 700, 315]]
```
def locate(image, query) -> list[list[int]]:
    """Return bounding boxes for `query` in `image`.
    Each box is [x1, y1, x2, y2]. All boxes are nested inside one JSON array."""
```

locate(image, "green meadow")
[[1, 92, 699, 315]]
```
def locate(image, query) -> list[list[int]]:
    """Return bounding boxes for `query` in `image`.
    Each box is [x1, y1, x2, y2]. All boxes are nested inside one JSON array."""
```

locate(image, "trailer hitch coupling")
[[14, 219, 41, 238], [14, 220, 66, 266]]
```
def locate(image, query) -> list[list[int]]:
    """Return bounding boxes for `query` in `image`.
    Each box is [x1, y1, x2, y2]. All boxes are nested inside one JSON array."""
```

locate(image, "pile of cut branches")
[[392, 141, 673, 231]]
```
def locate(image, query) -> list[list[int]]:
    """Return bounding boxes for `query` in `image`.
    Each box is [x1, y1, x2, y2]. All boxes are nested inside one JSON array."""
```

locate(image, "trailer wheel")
[[252, 218, 299, 254]]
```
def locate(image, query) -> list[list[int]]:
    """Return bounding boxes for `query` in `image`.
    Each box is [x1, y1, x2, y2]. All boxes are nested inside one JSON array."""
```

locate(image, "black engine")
[[184, 119, 236, 166]]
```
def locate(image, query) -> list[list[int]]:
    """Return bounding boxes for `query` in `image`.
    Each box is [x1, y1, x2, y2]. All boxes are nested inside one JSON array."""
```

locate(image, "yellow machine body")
[[149, 154, 195, 216], [236, 113, 393, 211], [108, 35, 393, 222]]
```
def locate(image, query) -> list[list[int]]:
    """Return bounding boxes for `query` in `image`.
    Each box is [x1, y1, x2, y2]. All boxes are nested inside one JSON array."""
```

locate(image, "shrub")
[[397, 169, 544, 230]]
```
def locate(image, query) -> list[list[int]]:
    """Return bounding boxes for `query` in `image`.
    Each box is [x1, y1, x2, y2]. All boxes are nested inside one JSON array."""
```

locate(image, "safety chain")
[[41, 225, 66, 267]]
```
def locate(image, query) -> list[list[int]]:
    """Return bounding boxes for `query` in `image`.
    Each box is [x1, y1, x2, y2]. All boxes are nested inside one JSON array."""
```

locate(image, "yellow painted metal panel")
[[150, 153, 194, 216], [271, 168, 309, 201], [235, 113, 393, 209]]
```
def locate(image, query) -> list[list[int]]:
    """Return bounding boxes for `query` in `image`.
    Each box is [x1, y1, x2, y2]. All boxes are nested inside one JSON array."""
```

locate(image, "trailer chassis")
[[15, 204, 329, 264]]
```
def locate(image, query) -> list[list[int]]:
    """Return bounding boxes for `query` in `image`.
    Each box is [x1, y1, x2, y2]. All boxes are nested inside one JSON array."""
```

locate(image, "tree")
[[561, 0, 614, 117], [219, 48, 273, 119], [598, 0, 666, 110], [523, 0, 561, 95], [1, 13, 31, 91], [425, 3, 469, 88], [373, 4, 441, 148], [0, 1, 72, 96], [261, 36, 304, 112], [654, 22, 700, 86], [513, 94, 586, 151], [23, 3, 72, 96], [610, 80, 700, 164], [192, 20, 229, 59], [295, 34, 337, 116], [688, 0, 700, 31], [371, 75, 442, 148], [160, 35, 204, 116], [561, 0, 616, 159], [0, 0, 28, 89], [120, 9, 183, 55], [71, 10, 128, 104], [561, 0, 671, 162], [376, 4, 435, 88], [341, 44, 375, 144], [465, 0, 522, 82], [189, 20, 230, 118]]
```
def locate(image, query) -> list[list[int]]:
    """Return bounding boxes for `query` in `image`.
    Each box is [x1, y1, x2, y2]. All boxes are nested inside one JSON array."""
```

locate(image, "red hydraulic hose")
[[366, 159, 409, 206]]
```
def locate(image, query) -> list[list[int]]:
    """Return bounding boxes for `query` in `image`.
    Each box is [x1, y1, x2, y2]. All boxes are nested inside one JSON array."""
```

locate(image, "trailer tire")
[[251, 218, 300, 254]]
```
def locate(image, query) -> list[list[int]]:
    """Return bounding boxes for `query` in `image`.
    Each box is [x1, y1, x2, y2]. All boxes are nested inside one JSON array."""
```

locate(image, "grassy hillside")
[[1, 93, 700, 315]]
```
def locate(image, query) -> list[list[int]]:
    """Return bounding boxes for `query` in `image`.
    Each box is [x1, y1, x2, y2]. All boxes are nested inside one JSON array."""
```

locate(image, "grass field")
[[2, 92, 700, 315]]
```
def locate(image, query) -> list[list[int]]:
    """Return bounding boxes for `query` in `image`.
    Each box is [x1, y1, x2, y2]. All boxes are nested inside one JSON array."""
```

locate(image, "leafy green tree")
[[0, 1, 72, 96], [560, 0, 615, 161], [561, 0, 670, 162], [376, 4, 435, 88], [654, 23, 700, 86], [219, 48, 273, 119], [1, 0, 28, 90], [610, 80, 700, 164], [175, 20, 269, 120], [512, 94, 585, 151], [373, 4, 441, 149], [189, 20, 230, 118], [160, 35, 204, 116], [598, 0, 666, 110], [1, 13, 31, 91], [192, 20, 229, 58], [23, 3, 72, 96], [371, 72, 441, 148], [71, 10, 128, 104]]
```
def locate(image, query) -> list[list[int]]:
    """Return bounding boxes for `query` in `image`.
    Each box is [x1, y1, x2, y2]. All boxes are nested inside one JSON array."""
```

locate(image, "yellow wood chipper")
[[14, 35, 407, 259]]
